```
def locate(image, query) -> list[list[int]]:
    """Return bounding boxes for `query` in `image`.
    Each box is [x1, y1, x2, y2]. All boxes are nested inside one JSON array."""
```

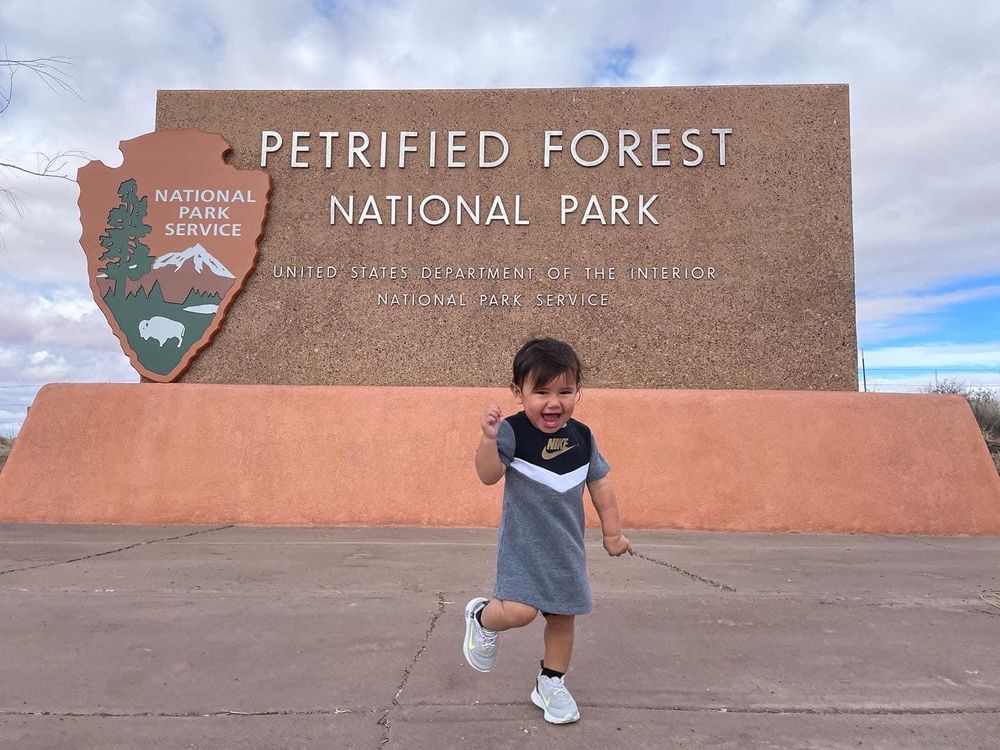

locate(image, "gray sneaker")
[[531, 669, 580, 724], [463, 597, 498, 672]]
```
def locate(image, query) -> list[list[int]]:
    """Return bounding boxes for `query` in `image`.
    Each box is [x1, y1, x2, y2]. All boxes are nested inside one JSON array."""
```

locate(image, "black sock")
[[540, 660, 565, 679], [475, 607, 486, 628]]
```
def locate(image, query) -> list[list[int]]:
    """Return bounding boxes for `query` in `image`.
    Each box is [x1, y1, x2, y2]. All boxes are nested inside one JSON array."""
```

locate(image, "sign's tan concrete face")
[[156, 85, 857, 389]]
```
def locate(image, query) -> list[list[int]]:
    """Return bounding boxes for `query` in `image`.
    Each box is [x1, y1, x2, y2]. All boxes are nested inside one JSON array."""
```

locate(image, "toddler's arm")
[[588, 477, 635, 556], [475, 405, 505, 485]]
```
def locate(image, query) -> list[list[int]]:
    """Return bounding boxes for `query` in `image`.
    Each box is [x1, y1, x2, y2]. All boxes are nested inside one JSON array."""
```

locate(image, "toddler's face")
[[512, 370, 579, 434]]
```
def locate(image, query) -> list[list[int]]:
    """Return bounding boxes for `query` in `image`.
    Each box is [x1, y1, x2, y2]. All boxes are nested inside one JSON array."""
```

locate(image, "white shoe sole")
[[463, 597, 492, 672], [531, 687, 580, 724]]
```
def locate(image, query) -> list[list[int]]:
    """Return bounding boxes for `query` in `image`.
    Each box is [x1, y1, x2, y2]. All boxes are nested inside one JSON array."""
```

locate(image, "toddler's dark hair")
[[512, 338, 583, 389]]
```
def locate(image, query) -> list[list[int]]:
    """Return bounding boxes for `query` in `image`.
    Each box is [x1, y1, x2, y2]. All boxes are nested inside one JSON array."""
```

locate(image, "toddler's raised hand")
[[481, 405, 502, 439]]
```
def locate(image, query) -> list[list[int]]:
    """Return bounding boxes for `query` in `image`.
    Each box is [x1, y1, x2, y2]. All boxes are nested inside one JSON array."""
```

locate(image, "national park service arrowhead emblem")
[[78, 130, 270, 382]]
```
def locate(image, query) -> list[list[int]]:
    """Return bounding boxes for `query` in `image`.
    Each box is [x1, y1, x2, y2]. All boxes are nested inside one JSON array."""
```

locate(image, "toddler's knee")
[[503, 601, 538, 628]]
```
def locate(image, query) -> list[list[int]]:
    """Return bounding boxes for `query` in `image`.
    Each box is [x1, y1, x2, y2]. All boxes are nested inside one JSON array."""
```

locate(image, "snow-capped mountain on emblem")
[[153, 243, 236, 278], [143, 243, 237, 303], [78, 130, 270, 382], [95, 243, 237, 303]]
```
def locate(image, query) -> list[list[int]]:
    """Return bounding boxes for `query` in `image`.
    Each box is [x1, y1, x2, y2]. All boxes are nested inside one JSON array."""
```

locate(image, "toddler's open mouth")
[[541, 412, 562, 428]]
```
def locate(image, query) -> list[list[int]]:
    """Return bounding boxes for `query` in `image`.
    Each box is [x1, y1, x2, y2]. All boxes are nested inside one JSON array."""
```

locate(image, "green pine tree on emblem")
[[98, 179, 153, 299], [94, 177, 231, 377]]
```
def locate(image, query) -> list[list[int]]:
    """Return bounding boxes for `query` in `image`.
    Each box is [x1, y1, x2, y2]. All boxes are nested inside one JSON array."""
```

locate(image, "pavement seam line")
[[0, 708, 366, 718], [401, 702, 1000, 716], [0, 525, 236, 576], [376, 591, 446, 748], [635, 551, 737, 592], [7, 704, 1000, 718]]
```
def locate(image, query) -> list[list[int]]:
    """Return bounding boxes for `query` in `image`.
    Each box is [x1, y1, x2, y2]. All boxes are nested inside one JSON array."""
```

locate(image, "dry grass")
[[0, 436, 12, 473], [967, 391, 1000, 440]]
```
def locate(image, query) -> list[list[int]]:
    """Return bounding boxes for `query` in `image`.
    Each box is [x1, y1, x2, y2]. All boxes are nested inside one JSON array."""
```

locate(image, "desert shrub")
[[967, 390, 1000, 440], [925, 377, 973, 395]]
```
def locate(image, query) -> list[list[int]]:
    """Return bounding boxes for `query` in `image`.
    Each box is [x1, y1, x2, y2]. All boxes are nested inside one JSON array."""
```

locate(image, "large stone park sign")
[[155, 85, 858, 390], [4, 85, 999, 534]]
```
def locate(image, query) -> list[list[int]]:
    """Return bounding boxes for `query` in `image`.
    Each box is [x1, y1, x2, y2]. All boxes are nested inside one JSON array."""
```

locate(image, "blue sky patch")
[[591, 44, 636, 83]]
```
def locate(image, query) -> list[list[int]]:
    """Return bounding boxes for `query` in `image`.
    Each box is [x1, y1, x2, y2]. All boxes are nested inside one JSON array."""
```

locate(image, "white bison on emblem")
[[138, 316, 185, 348]]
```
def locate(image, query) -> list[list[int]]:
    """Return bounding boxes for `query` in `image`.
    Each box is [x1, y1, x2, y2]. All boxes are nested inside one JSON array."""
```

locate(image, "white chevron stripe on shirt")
[[509, 459, 590, 493]]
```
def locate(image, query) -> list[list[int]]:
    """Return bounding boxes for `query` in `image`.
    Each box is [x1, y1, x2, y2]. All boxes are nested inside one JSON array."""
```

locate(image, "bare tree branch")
[[34, 149, 91, 174], [0, 54, 84, 255], [0, 157, 80, 183], [1, 55, 80, 114]]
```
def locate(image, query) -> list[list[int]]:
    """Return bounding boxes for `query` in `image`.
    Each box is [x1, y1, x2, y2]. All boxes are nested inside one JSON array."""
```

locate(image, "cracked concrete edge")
[[377, 592, 447, 747], [384, 701, 1000, 716], [0, 708, 367, 718], [5, 703, 999, 720], [0, 525, 235, 576]]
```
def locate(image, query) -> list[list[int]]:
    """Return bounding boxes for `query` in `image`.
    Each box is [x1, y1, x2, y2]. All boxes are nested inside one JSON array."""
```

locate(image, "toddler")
[[463, 337, 633, 724]]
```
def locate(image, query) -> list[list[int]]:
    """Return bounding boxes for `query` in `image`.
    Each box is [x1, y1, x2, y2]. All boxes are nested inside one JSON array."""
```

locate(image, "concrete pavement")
[[1, 525, 998, 749]]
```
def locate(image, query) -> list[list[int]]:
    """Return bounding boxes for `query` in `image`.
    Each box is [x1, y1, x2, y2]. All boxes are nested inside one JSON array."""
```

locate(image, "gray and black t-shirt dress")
[[493, 411, 610, 615]]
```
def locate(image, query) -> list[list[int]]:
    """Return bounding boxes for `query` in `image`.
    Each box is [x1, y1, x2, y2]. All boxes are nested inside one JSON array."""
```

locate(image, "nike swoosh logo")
[[541, 445, 576, 460], [468, 633, 477, 650], [540, 690, 550, 707]]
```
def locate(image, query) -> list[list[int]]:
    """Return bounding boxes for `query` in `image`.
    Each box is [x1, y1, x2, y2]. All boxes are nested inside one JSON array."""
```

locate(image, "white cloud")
[[0, 276, 137, 422], [856, 284, 1000, 344], [858, 285, 1000, 323], [863, 342, 1000, 370], [0, 340, 135, 384], [859, 322, 938, 347], [0, 280, 121, 348]]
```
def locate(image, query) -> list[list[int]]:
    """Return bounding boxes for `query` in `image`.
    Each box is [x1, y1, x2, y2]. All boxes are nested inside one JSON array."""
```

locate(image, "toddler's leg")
[[541, 613, 574, 673], [480, 598, 538, 631], [532, 614, 580, 724], [463, 597, 537, 673]]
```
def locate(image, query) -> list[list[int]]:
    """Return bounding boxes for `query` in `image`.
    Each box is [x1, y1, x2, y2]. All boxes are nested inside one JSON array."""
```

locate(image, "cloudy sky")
[[1, 0, 999, 433]]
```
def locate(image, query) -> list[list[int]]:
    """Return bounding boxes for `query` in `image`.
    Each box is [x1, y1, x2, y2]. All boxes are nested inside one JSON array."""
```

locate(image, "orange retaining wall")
[[1, 383, 998, 534]]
